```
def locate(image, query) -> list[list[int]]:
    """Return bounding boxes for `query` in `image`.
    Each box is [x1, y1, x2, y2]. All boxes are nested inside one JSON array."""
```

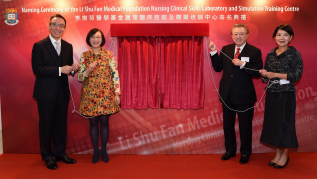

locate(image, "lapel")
[[239, 42, 249, 58], [229, 44, 236, 59], [84, 48, 94, 65], [227, 44, 236, 72], [99, 48, 108, 61], [44, 36, 58, 66], [61, 39, 67, 66]]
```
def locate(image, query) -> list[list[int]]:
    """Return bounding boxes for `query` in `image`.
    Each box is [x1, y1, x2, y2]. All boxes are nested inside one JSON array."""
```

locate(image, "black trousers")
[[222, 96, 254, 156], [37, 81, 69, 160]]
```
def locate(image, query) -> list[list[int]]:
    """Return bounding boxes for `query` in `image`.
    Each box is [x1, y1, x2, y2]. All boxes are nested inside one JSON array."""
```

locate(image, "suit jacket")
[[32, 36, 73, 101], [210, 43, 263, 104]]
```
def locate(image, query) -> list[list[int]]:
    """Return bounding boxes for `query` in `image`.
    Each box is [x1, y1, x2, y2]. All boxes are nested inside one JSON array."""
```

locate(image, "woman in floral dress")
[[78, 28, 120, 163]]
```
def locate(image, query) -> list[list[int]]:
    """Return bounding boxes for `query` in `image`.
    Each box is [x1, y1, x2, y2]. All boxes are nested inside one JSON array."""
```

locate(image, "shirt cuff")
[[59, 67, 61, 76], [210, 50, 217, 56], [240, 61, 246, 69]]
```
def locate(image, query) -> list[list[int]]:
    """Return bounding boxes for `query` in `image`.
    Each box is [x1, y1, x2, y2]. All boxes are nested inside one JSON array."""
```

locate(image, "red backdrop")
[[0, 0, 316, 155]]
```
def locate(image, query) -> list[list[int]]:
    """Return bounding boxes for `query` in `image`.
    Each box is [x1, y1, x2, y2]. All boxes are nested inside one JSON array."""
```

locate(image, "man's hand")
[[232, 59, 244, 67], [259, 69, 267, 77], [209, 41, 217, 51], [61, 65, 73, 74]]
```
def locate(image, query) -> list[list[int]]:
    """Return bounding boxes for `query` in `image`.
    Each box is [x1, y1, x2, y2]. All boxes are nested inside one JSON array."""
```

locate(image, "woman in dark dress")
[[259, 24, 303, 169]]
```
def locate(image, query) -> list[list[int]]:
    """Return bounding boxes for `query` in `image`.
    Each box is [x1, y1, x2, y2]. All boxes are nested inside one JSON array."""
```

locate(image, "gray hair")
[[231, 24, 249, 35]]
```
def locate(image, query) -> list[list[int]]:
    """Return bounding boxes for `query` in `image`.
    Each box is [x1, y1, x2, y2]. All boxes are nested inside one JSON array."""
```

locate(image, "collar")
[[86, 47, 107, 59], [49, 34, 61, 45], [235, 42, 246, 52]]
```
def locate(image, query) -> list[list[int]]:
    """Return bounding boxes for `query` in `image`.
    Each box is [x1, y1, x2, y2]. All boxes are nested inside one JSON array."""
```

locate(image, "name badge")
[[241, 57, 249, 62]]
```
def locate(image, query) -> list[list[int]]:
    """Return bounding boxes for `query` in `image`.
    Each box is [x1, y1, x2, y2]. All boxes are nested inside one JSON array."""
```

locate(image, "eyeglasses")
[[50, 23, 65, 29], [233, 33, 246, 37], [90, 36, 101, 40]]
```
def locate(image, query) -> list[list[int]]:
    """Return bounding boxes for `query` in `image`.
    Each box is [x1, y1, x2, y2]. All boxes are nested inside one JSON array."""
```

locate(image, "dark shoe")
[[55, 155, 76, 164], [101, 151, 109, 163], [45, 157, 58, 170], [274, 157, 289, 169], [92, 150, 100, 164], [239, 155, 249, 164], [221, 152, 236, 160], [268, 161, 276, 166]]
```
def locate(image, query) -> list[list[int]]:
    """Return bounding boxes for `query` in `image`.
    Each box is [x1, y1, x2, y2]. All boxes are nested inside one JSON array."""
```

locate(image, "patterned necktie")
[[234, 47, 240, 59], [55, 41, 60, 55]]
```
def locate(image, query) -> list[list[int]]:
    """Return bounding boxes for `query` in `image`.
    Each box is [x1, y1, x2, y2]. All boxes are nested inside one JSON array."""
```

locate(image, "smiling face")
[[231, 27, 249, 47], [89, 31, 102, 48], [275, 29, 292, 47], [48, 17, 66, 41]]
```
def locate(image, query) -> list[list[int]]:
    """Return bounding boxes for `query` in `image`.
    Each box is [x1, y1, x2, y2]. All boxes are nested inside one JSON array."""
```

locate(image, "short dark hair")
[[49, 14, 66, 27], [273, 24, 294, 38], [86, 28, 106, 47]]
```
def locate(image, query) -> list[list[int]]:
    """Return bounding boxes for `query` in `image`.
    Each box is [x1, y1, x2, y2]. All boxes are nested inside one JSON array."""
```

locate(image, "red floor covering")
[[0, 153, 316, 179]]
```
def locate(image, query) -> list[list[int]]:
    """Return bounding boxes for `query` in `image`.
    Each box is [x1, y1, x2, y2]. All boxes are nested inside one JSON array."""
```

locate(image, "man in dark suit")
[[209, 24, 263, 164], [32, 14, 80, 169]]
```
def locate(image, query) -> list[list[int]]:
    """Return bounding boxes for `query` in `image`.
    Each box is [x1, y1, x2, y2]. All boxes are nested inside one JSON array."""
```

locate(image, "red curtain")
[[118, 36, 204, 109]]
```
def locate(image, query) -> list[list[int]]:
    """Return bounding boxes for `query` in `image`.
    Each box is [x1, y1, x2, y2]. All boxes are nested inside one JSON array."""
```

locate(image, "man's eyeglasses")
[[233, 33, 246, 37], [50, 23, 65, 29]]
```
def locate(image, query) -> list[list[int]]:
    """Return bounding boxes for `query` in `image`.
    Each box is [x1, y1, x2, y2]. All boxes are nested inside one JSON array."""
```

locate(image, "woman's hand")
[[264, 72, 277, 79], [115, 95, 120, 105], [87, 62, 98, 74], [72, 63, 80, 72], [259, 69, 276, 79]]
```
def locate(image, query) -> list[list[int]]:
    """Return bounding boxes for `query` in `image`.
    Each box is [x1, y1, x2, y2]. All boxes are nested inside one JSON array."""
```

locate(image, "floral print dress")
[[78, 48, 120, 116]]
